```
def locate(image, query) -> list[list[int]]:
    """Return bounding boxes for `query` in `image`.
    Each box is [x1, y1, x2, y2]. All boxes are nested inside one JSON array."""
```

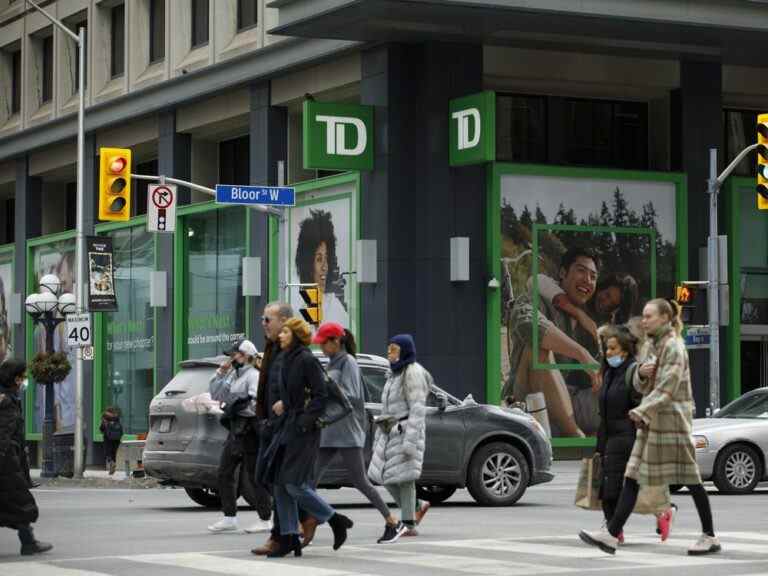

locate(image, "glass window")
[[237, 0, 257, 31], [111, 4, 125, 78], [134, 159, 158, 217], [361, 368, 386, 403], [11, 49, 21, 113], [29, 239, 78, 434], [191, 0, 209, 48], [219, 135, 250, 185], [183, 207, 246, 360], [496, 94, 547, 163], [102, 226, 155, 435], [724, 109, 759, 177], [564, 98, 648, 170], [149, 0, 165, 63], [4, 198, 13, 244], [42, 34, 53, 103], [717, 390, 768, 419], [69, 15, 87, 93], [738, 182, 768, 325]]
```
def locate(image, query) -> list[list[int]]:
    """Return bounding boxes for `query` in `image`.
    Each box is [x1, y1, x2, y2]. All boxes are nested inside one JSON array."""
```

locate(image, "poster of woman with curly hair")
[[0, 260, 11, 364], [288, 180, 358, 332]]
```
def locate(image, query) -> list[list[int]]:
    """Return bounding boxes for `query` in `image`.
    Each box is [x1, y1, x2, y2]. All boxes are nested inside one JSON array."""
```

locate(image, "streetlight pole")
[[24, 0, 87, 477]]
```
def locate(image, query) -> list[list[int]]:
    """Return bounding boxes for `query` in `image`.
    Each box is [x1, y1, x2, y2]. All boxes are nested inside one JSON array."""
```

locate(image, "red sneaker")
[[656, 505, 677, 542], [617, 531, 625, 546]]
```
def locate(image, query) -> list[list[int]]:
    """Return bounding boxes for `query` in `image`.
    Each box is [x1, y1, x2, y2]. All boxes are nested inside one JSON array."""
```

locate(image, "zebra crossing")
[[3, 531, 767, 576]]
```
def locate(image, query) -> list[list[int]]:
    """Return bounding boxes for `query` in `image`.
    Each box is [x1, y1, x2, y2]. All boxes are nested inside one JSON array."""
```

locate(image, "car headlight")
[[693, 435, 709, 449]]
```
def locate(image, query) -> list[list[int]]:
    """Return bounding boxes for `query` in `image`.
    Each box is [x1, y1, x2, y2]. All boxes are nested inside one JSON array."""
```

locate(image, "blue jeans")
[[274, 483, 335, 535]]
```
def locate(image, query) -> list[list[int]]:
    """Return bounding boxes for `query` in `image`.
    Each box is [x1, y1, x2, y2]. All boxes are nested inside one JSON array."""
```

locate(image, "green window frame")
[[486, 162, 688, 448]]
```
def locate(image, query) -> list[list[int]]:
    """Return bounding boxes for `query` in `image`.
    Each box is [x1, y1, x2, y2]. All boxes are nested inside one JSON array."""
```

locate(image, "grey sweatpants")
[[385, 482, 417, 526], [316, 447, 391, 519]]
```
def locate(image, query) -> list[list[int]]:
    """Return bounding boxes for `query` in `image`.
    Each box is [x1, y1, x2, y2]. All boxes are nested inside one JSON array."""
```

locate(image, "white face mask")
[[606, 355, 624, 368], [18, 378, 28, 392]]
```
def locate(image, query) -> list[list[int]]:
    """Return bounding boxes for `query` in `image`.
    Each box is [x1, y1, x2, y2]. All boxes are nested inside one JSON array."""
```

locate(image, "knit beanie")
[[284, 317, 313, 346]]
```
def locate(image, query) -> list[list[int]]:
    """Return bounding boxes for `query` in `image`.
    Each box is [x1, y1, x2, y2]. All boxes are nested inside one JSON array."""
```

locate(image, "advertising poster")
[[0, 258, 11, 364], [32, 240, 78, 433], [288, 182, 356, 332], [87, 236, 118, 312], [499, 174, 678, 438]]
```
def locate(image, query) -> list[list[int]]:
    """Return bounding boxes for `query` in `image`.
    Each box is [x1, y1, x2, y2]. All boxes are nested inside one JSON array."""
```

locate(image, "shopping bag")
[[574, 454, 602, 510]]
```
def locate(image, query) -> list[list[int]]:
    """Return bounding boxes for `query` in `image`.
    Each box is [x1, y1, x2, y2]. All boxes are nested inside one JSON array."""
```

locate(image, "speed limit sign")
[[66, 313, 92, 348]]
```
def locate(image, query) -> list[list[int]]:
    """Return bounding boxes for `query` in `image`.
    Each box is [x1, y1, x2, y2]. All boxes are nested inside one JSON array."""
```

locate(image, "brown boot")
[[300, 516, 319, 548], [251, 536, 278, 556]]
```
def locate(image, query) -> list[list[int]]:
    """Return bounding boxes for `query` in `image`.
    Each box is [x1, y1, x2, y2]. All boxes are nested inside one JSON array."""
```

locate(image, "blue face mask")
[[606, 355, 624, 368]]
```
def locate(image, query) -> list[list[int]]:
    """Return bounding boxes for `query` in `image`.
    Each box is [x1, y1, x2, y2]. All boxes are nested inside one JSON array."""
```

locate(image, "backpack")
[[104, 419, 123, 441]]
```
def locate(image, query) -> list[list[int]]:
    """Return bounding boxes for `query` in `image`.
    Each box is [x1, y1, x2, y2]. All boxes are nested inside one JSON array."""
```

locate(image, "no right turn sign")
[[148, 184, 177, 233]]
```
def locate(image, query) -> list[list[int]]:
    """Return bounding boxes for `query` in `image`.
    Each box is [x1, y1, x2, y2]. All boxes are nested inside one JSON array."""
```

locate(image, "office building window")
[[219, 136, 250, 185], [191, 0, 209, 48], [237, 0, 257, 31], [496, 94, 547, 163], [724, 109, 759, 177], [111, 4, 125, 78], [134, 159, 158, 216], [149, 0, 165, 62], [69, 14, 87, 93], [42, 34, 53, 103], [11, 49, 21, 114], [564, 98, 648, 170]]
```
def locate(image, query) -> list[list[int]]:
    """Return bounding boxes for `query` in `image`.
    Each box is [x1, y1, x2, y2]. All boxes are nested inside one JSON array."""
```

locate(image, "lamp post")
[[25, 274, 76, 478]]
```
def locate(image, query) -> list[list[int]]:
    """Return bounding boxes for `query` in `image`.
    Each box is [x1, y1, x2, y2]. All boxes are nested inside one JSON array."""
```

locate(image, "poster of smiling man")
[[499, 172, 679, 438]]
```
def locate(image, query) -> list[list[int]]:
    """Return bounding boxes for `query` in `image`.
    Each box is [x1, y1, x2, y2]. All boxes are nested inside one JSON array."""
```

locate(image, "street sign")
[[215, 185, 295, 207], [148, 184, 177, 233], [81, 345, 94, 361], [685, 325, 710, 349], [66, 313, 92, 348]]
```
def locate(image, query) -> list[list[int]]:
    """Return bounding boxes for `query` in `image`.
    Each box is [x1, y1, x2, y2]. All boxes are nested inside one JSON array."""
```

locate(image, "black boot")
[[266, 534, 302, 558], [327, 513, 354, 551], [21, 541, 54, 556]]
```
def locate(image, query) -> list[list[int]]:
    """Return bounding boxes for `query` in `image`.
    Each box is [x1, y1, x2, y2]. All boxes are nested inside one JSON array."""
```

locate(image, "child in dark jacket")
[[99, 407, 123, 475]]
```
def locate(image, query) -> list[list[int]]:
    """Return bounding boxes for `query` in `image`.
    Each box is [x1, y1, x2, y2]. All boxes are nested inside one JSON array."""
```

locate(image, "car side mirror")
[[437, 394, 448, 412]]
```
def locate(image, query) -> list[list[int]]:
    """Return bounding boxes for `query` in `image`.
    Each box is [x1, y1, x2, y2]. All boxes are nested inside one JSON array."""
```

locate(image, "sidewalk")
[[29, 468, 160, 489]]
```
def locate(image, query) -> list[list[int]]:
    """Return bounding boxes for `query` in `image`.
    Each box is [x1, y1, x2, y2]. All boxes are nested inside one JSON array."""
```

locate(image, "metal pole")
[[707, 148, 721, 414], [41, 317, 56, 478]]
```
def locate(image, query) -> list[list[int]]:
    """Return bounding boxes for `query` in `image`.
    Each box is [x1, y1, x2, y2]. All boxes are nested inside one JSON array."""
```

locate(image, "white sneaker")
[[688, 534, 721, 556], [208, 517, 239, 533], [579, 528, 618, 555], [244, 519, 273, 534]]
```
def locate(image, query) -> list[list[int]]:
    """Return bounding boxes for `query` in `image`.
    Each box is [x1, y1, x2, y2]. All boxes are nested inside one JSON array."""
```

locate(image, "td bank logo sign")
[[303, 101, 374, 171], [449, 91, 495, 166]]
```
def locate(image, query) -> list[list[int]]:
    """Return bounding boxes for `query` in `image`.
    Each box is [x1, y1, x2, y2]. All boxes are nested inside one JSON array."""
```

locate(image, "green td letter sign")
[[303, 101, 374, 171], [449, 91, 495, 166]]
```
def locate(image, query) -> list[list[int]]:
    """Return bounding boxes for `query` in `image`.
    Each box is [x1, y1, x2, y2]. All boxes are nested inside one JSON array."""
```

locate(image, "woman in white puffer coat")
[[368, 334, 431, 536]]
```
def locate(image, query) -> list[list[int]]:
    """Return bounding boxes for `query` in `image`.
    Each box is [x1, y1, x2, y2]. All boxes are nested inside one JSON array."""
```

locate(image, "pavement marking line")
[[716, 532, 768, 543], [0, 562, 112, 576], [123, 552, 357, 576]]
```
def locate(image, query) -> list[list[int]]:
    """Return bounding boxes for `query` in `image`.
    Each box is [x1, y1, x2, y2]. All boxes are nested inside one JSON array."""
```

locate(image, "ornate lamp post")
[[25, 274, 76, 478]]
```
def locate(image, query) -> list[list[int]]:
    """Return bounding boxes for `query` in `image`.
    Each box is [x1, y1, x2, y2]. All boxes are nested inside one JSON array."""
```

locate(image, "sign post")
[[148, 184, 177, 233]]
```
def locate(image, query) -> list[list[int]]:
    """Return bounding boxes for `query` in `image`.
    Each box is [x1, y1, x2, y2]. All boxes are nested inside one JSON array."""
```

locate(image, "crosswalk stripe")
[[717, 532, 768, 543], [1, 563, 111, 576]]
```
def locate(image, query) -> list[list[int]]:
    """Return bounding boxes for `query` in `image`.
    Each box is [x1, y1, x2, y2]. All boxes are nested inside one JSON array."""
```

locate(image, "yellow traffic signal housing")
[[299, 287, 322, 326], [99, 147, 132, 221], [757, 114, 768, 210]]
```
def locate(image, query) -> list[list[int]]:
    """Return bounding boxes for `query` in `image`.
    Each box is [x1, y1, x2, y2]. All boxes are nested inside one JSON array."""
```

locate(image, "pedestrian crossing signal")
[[299, 287, 322, 326], [675, 284, 696, 323], [757, 114, 768, 210]]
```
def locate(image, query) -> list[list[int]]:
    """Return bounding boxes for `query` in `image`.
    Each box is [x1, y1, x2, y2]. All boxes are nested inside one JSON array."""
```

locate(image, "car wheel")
[[713, 443, 762, 494], [416, 485, 457, 505], [467, 442, 529, 506], [185, 487, 222, 508]]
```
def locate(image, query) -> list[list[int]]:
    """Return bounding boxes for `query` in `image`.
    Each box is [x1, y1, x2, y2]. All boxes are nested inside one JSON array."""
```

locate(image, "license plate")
[[158, 417, 172, 433]]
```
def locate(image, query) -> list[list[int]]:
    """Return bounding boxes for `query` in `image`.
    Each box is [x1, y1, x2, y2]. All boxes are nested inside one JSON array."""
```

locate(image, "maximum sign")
[[66, 313, 92, 348]]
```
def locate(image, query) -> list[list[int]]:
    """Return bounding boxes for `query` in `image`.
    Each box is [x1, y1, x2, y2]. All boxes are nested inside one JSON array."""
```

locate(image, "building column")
[[249, 82, 287, 343], [360, 43, 487, 401], [155, 111, 191, 389]]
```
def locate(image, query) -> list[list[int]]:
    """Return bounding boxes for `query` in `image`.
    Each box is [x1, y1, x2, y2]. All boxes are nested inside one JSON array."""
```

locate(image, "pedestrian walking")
[[262, 317, 353, 558], [251, 303, 317, 556], [368, 334, 431, 538], [312, 323, 408, 544], [580, 299, 720, 556], [99, 406, 123, 475], [207, 339, 272, 534], [0, 358, 53, 556]]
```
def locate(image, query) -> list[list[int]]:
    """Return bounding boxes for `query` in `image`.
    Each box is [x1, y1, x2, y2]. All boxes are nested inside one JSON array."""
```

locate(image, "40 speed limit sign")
[[66, 313, 92, 348]]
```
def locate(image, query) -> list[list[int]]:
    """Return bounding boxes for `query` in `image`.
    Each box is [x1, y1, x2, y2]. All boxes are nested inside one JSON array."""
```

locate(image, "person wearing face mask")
[[0, 359, 53, 556], [581, 299, 719, 556], [207, 339, 272, 534]]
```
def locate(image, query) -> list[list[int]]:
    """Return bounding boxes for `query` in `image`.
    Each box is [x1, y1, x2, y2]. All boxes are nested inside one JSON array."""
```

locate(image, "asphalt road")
[[2, 462, 768, 576]]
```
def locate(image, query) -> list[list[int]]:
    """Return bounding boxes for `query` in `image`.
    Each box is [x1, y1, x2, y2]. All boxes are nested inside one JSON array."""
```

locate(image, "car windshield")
[[715, 391, 768, 419]]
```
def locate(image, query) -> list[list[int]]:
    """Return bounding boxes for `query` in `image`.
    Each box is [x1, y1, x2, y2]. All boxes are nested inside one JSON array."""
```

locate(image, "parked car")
[[143, 353, 554, 508], [690, 388, 768, 494]]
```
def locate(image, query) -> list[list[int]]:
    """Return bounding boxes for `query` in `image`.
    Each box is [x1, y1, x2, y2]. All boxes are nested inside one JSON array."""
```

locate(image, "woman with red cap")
[[312, 323, 405, 545]]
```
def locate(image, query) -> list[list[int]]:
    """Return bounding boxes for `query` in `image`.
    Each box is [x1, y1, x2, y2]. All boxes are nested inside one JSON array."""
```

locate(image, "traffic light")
[[99, 147, 132, 221], [757, 114, 768, 210], [675, 284, 696, 324], [299, 287, 322, 326]]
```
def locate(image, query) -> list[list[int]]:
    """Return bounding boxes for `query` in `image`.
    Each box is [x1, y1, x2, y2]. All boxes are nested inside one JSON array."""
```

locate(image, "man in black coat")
[[0, 359, 53, 556]]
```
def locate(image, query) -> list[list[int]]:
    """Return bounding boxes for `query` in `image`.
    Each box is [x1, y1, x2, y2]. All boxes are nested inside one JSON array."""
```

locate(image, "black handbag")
[[313, 359, 354, 429]]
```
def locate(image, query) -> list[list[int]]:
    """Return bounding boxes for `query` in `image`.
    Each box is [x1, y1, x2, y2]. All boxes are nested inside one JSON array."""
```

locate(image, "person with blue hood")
[[368, 334, 432, 538]]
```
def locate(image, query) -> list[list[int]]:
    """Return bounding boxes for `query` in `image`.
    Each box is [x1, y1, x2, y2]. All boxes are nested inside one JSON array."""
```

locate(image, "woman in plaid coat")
[[580, 298, 720, 556]]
